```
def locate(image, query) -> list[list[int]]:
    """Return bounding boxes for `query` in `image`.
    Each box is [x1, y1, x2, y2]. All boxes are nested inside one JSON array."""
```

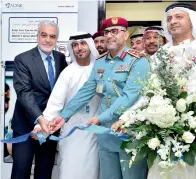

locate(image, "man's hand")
[[49, 116, 65, 134], [87, 117, 101, 125], [38, 117, 50, 134], [111, 119, 125, 132], [31, 127, 42, 140]]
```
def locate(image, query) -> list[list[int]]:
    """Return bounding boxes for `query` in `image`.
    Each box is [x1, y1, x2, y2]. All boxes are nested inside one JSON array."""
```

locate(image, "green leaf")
[[134, 146, 148, 162], [120, 141, 129, 150], [166, 129, 174, 135], [146, 92, 154, 98], [188, 102, 196, 116], [179, 92, 188, 99], [135, 124, 152, 132], [193, 103, 196, 115], [184, 150, 195, 166], [189, 142, 196, 157], [170, 123, 184, 134], [147, 150, 157, 169], [158, 129, 167, 139], [127, 140, 144, 149], [191, 142, 196, 151], [192, 149, 196, 156]]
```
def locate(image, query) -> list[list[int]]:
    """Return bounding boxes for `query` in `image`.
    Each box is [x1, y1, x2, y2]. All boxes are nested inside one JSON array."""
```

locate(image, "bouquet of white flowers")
[[119, 43, 196, 170]]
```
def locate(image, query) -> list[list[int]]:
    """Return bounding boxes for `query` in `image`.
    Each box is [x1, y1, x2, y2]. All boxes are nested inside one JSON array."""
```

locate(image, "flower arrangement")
[[118, 43, 196, 170]]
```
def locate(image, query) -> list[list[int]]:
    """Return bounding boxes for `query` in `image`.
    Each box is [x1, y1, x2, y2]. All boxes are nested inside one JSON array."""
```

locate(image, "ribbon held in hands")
[[49, 124, 129, 141], [1, 124, 129, 144]]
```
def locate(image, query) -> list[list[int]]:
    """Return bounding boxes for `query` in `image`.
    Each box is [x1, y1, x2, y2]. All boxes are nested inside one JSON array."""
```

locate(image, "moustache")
[[147, 43, 158, 47], [97, 46, 104, 50]]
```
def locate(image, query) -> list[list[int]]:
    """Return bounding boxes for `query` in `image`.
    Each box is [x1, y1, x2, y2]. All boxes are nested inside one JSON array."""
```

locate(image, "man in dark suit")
[[11, 20, 67, 179]]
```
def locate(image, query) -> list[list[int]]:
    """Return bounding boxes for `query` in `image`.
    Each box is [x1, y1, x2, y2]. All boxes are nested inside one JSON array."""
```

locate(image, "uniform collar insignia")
[[97, 51, 108, 60], [127, 49, 143, 59]]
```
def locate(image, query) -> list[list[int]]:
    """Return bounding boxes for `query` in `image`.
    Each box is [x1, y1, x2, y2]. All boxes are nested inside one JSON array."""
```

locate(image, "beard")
[[97, 47, 107, 54], [38, 44, 55, 54]]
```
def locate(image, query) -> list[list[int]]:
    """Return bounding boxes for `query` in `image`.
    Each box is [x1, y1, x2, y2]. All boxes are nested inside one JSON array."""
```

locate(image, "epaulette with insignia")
[[127, 49, 143, 59], [96, 52, 108, 60]]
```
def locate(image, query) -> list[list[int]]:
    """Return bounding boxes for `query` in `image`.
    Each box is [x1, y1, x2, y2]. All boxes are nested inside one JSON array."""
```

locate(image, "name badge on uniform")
[[97, 69, 104, 79], [96, 83, 104, 94]]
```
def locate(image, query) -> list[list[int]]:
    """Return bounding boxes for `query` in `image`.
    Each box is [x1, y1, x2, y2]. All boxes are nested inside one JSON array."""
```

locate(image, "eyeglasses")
[[103, 29, 126, 36]]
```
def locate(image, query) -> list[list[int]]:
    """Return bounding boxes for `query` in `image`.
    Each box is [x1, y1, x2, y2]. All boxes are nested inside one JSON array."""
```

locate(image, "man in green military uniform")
[[40, 17, 150, 179]]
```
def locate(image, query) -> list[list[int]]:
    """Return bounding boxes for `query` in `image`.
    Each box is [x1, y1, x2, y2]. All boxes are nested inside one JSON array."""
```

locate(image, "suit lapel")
[[53, 51, 61, 81], [32, 47, 51, 90]]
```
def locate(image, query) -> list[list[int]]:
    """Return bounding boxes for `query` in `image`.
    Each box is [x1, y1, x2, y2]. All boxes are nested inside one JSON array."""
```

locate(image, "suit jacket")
[[12, 46, 67, 134]]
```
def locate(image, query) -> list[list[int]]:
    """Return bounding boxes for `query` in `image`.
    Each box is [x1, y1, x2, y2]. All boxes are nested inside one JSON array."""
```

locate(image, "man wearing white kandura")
[[33, 32, 100, 179], [113, 2, 196, 179], [148, 3, 196, 179]]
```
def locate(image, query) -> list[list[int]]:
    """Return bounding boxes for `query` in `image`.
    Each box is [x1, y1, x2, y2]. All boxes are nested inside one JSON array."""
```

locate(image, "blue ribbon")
[[49, 124, 129, 141], [1, 125, 129, 144], [1, 132, 46, 145]]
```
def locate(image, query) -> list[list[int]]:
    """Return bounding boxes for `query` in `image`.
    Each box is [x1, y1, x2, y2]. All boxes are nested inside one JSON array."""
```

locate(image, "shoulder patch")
[[96, 52, 108, 60], [127, 49, 144, 59]]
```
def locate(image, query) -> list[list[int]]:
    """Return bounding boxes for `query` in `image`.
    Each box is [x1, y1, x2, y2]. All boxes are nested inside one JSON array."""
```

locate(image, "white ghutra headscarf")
[[67, 32, 99, 63], [163, 3, 196, 46]]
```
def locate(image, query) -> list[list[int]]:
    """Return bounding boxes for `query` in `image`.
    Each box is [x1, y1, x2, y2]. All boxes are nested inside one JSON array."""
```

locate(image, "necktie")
[[45, 56, 55, 89]]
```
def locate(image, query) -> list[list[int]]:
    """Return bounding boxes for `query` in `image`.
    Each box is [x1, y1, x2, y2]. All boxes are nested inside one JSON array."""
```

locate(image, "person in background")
[[130, 33, 144, 52], [143, 26, 167, 56], [92, 31, 107, 55]]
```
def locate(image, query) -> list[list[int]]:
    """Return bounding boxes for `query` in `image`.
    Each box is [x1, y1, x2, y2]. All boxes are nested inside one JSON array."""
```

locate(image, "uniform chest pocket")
[[113, 72, 129, 82]]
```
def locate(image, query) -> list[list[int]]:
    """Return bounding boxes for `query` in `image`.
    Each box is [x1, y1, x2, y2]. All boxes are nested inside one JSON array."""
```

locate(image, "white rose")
[[182, 132, 195, 144], [148, 138, 161, 150], [176, 99, 187, 112]]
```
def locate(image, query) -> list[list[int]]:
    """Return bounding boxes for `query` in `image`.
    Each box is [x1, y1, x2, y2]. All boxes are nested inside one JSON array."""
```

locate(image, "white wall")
[[78, 0, 98, 34]]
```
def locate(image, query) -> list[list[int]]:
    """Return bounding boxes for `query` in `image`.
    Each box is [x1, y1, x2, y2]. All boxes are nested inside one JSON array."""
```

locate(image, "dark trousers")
[[11, 131, 58, 179]]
